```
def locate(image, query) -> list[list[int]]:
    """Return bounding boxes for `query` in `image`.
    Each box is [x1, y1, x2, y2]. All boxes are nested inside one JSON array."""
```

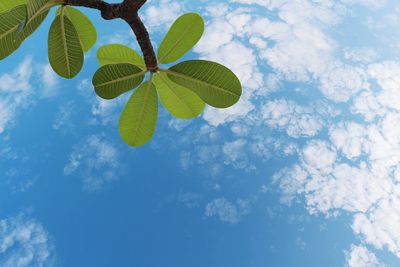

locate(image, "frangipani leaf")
[[165, 60, 242, 108], [154, 72, 205, 119], [119, 81, 158, 146], [48, 8, 83, 78], [0, 0, 26, 13], [27, 0, 57, 21], [0, 5, 26, 59], [97, 44, 145, 69], [61, 6, 97, 52], [0, 4, 48, 60], [158, 13, 204, 64], [92, 63, 145, 99]]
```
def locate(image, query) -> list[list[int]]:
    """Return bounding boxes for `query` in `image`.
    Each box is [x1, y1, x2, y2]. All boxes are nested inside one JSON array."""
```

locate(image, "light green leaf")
[[0, 4, 48, 60], [158, 13, 204, 64], [164, 60, 242, 108], [154, 72, 205, 119], [0, 0, 27, 13], [48, 8, 83, 78], [92, 63, 146, 99], [97, 44, 145, 69], [119, 81, 158, 146], [57, 6, 97, 52]]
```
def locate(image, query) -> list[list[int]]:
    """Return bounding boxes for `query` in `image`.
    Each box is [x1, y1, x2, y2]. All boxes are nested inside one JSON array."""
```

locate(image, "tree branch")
[[63, 0, 158, 71]]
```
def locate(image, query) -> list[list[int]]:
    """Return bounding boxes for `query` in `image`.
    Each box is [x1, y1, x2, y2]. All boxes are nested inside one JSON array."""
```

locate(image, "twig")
[[63, 0, 158, 71]]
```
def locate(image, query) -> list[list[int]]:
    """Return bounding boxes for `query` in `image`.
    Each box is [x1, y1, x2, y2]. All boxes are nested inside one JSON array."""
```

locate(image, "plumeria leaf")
[[48, 7, 83, 78], [119, 81, 158, 146], [92, 63, 146, 99], [158, 13, 204, 64], [154, 72, 205, 119], [60, 6, 97, 52], [0, 0, 27, 13], [97, 44, 145, 69], [0, 4, 48, 60], [164, 60, 242, 108]]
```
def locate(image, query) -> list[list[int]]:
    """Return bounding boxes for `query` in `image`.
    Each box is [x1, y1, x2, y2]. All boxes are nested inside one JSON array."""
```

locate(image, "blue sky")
[[1, 0, 400, 266]]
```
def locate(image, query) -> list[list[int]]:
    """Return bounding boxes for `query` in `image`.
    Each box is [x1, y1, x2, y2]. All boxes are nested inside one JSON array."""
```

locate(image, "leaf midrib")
[[158, 73, 197, 116], [132, 81, 153, 144], [60, 8, 71, 76], [159, 21, 195, 63], [96, 69, 146, 88], [101, 57, 146, 69], [161, 68, 240, 97]]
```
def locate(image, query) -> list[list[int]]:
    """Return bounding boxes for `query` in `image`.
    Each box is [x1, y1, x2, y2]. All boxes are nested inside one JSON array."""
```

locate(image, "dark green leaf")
[[58, 6, 97, 52], [92, 63, 146, 99], [0, 4, 48, 60], [165, 60, 242, 108], [48, 8, 84, 78]]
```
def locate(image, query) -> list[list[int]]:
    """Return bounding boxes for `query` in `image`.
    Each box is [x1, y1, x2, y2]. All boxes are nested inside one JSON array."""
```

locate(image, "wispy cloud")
[[64, 134, 123, 191], [0, 214, 54, 267], [205, 198, 252, 224], [0, 57, 60, 135], [144, 0, 400, 265]]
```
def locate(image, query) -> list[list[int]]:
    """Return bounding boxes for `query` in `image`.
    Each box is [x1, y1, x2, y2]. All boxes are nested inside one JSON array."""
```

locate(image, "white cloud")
[[0, 214, 54, 267], [262, 99, 324, 138], [0, 58, 34, 133], [37, 63, 59, 98], [0, 58, 60, 134], [141, 1, 400, 264], [205, 198, 251, 224], [64, 134, 123, 191], [346, 245, 383, 267], [52, 101, 75, 133], [143, 0, 182, 30]]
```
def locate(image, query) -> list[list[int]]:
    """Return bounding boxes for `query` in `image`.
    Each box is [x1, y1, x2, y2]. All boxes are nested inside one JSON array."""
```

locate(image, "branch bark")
[[63, 0, 158, 71]]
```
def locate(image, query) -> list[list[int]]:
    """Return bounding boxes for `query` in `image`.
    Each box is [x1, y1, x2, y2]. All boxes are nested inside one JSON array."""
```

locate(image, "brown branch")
[[63, 0, 158, 71]]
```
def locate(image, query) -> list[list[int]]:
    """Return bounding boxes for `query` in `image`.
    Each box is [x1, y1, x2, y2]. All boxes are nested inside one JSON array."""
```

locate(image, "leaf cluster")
[[0, 1, 242, 146]]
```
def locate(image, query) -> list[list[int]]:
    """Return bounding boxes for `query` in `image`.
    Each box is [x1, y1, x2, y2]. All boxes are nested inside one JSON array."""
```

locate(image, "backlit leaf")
[[154, 72, 205, 119], [119, 81, 158, 146], [0, 0, 27, 13], [97, 44, 145, 69], [158, 13, 204, 64]]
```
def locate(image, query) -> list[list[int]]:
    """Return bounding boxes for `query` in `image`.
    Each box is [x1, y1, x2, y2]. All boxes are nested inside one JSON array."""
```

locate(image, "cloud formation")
[[0, 214, 54, 267]]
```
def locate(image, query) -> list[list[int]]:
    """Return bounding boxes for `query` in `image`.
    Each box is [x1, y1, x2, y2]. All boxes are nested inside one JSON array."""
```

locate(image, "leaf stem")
[[62, 0, 158, 71]]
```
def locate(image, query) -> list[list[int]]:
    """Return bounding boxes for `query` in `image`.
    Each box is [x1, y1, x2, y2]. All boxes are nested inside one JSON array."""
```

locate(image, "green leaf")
[[0, 0, 27, 13], [48, 8, 83, 78], [92, 63, 146, 99], [27, 0, 57, 20], [158, 13, 204, 64], [57, 6, 97, 52], [0, 4, 48, 60], [0, 5, 26, 59], [154, 72, 205, 119], [119, 81, 158, 146], [165, 60, 242, 108], [97, 44, 145, 69]]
